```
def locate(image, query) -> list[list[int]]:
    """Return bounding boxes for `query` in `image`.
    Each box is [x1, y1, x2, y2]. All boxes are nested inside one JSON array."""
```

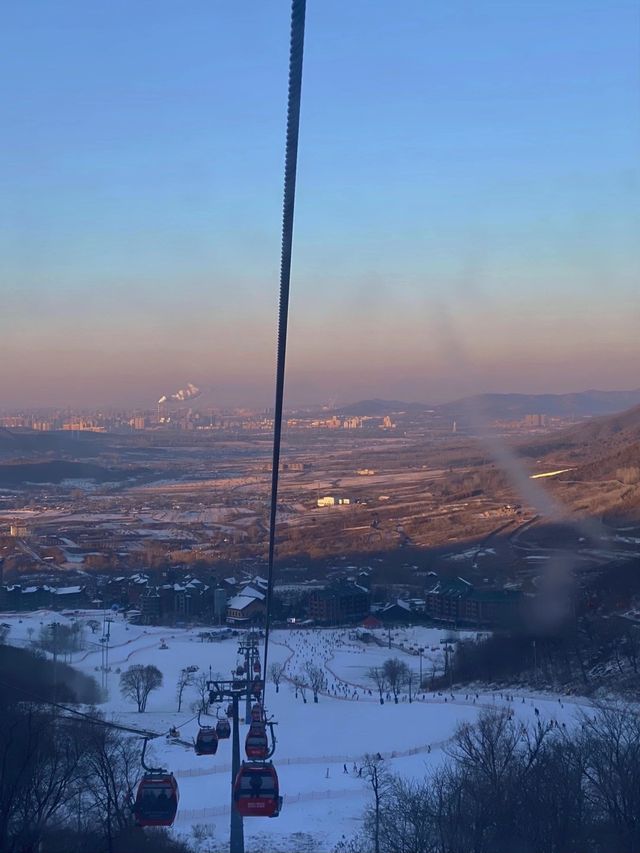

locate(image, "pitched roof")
[[227, 593, 265, 611], [238, 586, 265, 601]]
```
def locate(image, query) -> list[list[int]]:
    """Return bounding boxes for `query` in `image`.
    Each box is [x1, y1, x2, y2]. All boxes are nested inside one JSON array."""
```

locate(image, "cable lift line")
[[55, 701, 201, 742], [229, 5, 307, 845], [0, 673, 205, 744], [262, 0, 307, 691]]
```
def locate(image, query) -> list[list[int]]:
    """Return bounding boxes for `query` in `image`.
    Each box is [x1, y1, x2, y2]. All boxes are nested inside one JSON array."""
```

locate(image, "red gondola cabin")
[[195, 727, 219, 756], [245, 722, 269, 759], [216, 717, 231, 739], [233, 762, 281, 818], [134, 773, 179, 827]]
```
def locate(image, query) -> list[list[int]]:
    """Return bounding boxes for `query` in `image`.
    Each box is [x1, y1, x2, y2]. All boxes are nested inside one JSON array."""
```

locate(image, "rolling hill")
[[331, 389, 640, 420], [329, 399, 432, 416], [520, 403, 640, 459], [438, 389, 640, 419]]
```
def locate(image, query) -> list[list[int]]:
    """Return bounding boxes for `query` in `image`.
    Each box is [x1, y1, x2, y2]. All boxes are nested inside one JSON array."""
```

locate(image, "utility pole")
[[105, 617, 111, 696], [230, 692, 244, 853], [245, 649, 251, 724], [238, 633, 259, 723], [100, 616, 112, 696], [100, 637, 105, 693], [418, 647, 424, 687], [448, 646, 453, 690], [51, 621, 59, 702]]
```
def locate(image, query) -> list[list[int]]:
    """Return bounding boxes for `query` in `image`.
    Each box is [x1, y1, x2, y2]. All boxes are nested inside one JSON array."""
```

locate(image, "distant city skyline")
[[2, 1, 638, 409], [2, 381, 640, 414]]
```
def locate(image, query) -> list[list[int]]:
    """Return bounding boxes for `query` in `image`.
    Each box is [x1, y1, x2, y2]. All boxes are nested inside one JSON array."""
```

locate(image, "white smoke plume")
[[158, 383, 201, 405], [172, 382, 201, 402]]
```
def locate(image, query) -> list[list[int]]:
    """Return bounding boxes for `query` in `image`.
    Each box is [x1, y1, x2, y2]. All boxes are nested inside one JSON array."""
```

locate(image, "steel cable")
[[262, 0, 307, 695]]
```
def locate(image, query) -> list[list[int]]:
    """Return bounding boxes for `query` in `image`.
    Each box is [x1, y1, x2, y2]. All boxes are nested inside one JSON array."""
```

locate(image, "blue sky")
[[1, 0, 638, 407]]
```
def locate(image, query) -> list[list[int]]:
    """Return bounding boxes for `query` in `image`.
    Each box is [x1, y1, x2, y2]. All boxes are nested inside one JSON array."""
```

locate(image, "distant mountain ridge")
[[438, 389, 640, 419], [518, 405, 640, 520], [332, 390, 640, 419], [329, 398, 432, 416], [520, 402, 640, 458]]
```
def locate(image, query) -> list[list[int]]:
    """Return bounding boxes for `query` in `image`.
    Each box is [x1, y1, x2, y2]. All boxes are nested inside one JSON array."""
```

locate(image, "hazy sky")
[[1, 1, 638, 408]]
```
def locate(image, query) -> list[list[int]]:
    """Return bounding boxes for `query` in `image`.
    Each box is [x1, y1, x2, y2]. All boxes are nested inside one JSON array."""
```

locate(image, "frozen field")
[[0, 610, 589, 852]]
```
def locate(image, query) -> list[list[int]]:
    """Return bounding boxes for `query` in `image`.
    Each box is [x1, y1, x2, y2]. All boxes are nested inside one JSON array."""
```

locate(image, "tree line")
[[0, 644, 189, 853], [442, 615, 640, 694], [338, 703, 640, 853]]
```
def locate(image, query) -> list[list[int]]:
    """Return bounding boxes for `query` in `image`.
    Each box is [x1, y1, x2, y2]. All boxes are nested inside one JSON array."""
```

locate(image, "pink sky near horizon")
[[2, 290, 638, 408]]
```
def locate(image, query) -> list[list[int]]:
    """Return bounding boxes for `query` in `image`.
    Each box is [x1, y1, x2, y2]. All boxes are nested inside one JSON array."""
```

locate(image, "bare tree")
[[304, 661, 326, 703], [382, 658, 410, 704], [193, 672, 210, 714], [429, 661, 438, 691], [578, 703, 640, 852], [368, 666, 388, 705], [0, 624, 10, 645], [291, 672, 308, 703], [269, 661, 285, 693], [176, 668, 194, 712], [68, 621, 85, 661], [377, 775, 436, 853], [449, 707, 525, 790], [0, 705, 83, 853], [445, 708, 559, 853], [86, 619, 101, 635], [362, 753, 393, 853], [621, 625, 640, 674], [38, 622, 85, 662], [119, 664, 162, 713], [76, 718, 141, 853]]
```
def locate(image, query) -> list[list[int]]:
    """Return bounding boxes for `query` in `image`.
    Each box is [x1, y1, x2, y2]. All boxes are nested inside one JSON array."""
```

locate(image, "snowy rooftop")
[[238, 585, 265, 601], [227, 590, 265, 610]]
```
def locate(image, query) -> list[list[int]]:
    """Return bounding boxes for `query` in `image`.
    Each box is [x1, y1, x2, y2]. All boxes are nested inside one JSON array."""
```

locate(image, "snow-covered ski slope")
[[0, 610, 590, 851]]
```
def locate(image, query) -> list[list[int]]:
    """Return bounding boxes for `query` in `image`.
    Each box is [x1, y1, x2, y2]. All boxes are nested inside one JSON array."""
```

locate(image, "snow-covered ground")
[[0, 610, 589, 852]]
